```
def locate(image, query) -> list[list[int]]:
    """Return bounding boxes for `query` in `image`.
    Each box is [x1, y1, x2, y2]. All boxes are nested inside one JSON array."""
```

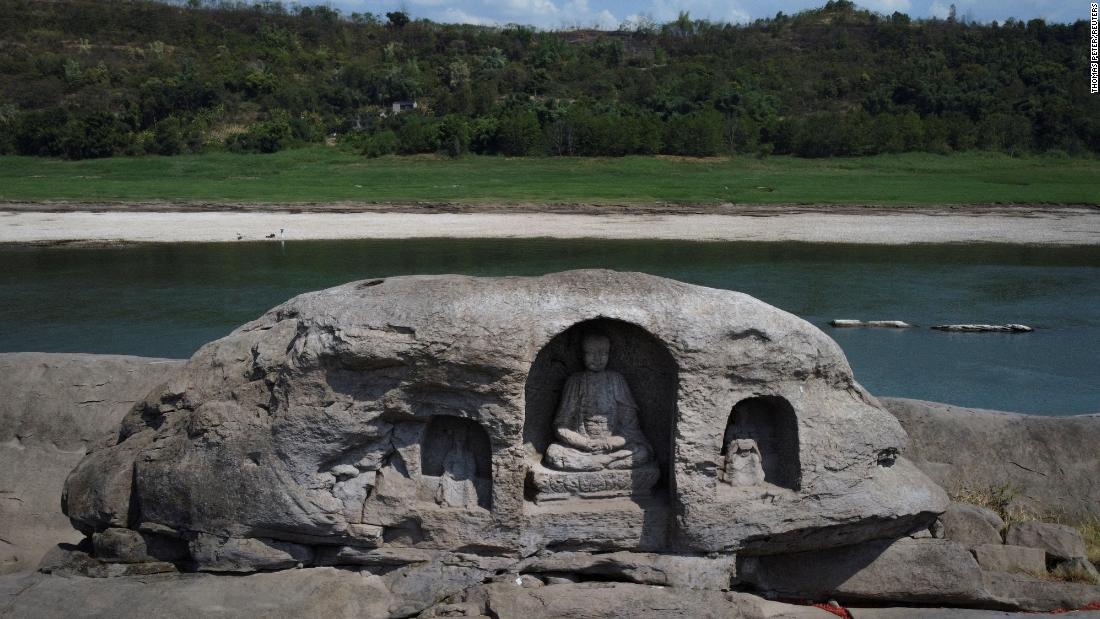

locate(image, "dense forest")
[[0, 0, 1097, 159]]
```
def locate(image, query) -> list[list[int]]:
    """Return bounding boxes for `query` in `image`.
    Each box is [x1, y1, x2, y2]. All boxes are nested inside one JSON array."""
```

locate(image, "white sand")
[[2, 209, 1099, 244]]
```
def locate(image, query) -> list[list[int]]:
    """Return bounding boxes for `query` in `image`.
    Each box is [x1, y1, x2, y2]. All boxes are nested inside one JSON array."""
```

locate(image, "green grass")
[[1, 148, 1098, 205]]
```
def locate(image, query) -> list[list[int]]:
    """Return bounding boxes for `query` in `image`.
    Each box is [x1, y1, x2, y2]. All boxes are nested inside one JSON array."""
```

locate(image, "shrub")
[[395, 114, 441, 154], [227, 113, 292, 153], [59, 113, 130, 159], [496, 109, 542, 156], [363, 130, 397, 157], [439, 114, 470, 157]]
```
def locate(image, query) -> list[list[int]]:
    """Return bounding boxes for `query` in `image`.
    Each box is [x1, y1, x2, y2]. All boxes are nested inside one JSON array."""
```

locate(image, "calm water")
[[1, 239, 1097, 415]]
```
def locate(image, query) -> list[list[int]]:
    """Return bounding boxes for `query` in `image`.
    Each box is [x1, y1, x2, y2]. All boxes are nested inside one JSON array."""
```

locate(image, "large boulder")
[[62, 270, 945, 570], [882, 398, 1100, 520], [939, 503, 1005, 548], [0, 353, 183, 574]]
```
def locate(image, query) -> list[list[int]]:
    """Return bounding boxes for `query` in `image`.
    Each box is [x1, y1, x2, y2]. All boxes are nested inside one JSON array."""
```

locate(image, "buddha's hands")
[[602, 436, 627, 450]]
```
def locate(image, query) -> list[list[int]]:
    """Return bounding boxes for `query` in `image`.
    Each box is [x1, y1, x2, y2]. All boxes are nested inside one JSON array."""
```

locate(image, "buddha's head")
[[581, 333, 611, 372]]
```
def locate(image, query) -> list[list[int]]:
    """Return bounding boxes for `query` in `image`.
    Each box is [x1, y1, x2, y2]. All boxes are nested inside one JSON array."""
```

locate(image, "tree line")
[[0, 0, 1096, 159]]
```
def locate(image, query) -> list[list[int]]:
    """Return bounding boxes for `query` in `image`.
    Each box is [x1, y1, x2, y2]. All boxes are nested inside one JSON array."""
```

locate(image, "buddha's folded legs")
[[545, 442, 653, 472]]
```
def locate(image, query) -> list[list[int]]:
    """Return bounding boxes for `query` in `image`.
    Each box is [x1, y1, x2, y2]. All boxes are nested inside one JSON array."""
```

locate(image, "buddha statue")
[[530, 333, 659, 501]]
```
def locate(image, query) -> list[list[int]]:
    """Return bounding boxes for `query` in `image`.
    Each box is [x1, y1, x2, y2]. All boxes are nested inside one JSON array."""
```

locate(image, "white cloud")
[[928, 1, 952, 18], [857, 0, 911, 13], [437, 7, 497, 24], [646, 0, 751, 24]]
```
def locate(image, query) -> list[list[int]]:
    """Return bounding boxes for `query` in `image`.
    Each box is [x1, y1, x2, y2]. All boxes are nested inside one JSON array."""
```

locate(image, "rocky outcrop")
[[0, 353, 183, 575], [61, 271, 945, 572], [882, 398, 1100, 520]]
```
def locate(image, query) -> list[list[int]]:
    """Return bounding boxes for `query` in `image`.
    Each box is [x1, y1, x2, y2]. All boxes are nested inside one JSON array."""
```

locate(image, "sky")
[[316, 0, 1087, 29]]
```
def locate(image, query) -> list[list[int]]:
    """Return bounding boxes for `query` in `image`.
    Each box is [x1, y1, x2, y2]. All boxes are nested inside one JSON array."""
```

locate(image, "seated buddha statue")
[[543, 334, 655, 473]]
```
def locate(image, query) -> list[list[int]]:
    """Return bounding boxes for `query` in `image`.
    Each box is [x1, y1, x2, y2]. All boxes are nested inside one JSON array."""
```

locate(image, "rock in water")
[[930, 324, 1033, 333], [830, 320, 914, 328], [62, 270, 946, 571]]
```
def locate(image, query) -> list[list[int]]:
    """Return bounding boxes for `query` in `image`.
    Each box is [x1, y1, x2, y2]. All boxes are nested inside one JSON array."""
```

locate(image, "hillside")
[[0, 0, 1097, 159]]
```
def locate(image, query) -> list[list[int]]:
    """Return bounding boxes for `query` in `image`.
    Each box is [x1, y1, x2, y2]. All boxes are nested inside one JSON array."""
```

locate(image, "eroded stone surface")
[[883, 398, 1100, 521], [1004, 522, 1087, 562], [61, 271, 945, 569], [0, 353, 183, 574], [940, 503, 1005, 548], [972, 544, 1045, 575]]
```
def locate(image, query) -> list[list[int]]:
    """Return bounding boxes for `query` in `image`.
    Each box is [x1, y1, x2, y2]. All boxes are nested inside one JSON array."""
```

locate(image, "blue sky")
[[317, 1, 1086, 28]]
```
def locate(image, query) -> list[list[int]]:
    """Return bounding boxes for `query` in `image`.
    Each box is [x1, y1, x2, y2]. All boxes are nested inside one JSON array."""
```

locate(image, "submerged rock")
[[830, 320, 914, 328], [930, 324, 1033, 333]]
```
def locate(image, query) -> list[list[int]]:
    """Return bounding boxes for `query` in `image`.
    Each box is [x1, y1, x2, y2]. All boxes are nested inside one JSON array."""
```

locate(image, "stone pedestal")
[[527, 461, 659, 502]]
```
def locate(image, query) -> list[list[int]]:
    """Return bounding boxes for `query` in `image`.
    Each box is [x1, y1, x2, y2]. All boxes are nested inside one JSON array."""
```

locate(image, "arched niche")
[[523, 318, 679, 500], [420, 416, 492, 510], [721, 396, 800, 491]]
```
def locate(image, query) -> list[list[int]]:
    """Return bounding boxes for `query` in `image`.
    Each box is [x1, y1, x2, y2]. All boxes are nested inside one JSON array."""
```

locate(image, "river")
[[1, 239, 1097, 415]]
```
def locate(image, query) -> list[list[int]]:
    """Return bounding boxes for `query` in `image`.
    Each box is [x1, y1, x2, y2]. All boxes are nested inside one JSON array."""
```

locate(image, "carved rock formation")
[[61, 270, 946, 570]]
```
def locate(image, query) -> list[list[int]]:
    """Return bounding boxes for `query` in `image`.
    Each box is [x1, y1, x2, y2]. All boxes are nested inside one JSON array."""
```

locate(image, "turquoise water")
[[1, 239, 1097, 415]]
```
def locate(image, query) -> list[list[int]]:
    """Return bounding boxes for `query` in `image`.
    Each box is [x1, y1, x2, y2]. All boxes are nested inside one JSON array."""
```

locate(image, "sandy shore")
[[2, 206, 1099, 244]]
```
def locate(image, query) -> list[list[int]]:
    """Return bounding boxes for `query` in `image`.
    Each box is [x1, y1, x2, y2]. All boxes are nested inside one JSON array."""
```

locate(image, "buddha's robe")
[[544, 369, 654, 472]]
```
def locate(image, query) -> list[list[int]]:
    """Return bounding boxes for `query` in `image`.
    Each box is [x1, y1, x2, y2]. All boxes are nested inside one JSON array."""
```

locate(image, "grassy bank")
[[1, 149, 1098, 206]]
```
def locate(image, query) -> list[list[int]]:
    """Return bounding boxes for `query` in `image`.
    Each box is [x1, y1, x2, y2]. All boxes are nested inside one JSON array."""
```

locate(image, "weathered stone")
[[940, 503, 1004, 548], [972, 544, 1045, 575], [0, 353, 182, 574], [883, 398, 1100, 521], [188, 534, 314, 572], [0, 567, 400, 618], [980, 570, 1100, 612], [930, 324, 1032, 333], [851, 609, 1100, 619], [518, 551, 736, 590], [36, 544, 177, 578], [1005, 522, 1087, 562], [61, 271, 945, 570], [91, 527, 188, 564], [737, 538, 987, 604], [473, 582, 837, 619], [830, 320, 913, 329], [1058, 557, 1100, 584]]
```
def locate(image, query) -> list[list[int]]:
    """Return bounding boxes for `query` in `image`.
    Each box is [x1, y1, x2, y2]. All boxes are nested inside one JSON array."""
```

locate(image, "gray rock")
[[471, 582, 837, 619], [882, 398, 1100, 521], [830, 320, 914, 328], [188, 534, 314, 572], [61, 271, 945, 569], [1058, 557, 1100, 585], [91, 527, 186, 564], [737, 538, 987, 604], [972, 544, 1045, 575], [0, 567, 399, 618], [518, 551, 736, 590], [980, 570, 1100, 611], [1004, 522, 1087, 562], [940, 503, 1005, 548], [851, 609, 1100, 619], [930, 324, 1033, 333], [0, 353, 183, 574]]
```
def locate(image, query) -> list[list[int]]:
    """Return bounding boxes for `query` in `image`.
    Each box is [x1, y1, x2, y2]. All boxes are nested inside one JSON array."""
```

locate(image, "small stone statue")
[[543, 334, 654, 472], [721, 438, 765, 486], [435, 425, 480, 509]]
